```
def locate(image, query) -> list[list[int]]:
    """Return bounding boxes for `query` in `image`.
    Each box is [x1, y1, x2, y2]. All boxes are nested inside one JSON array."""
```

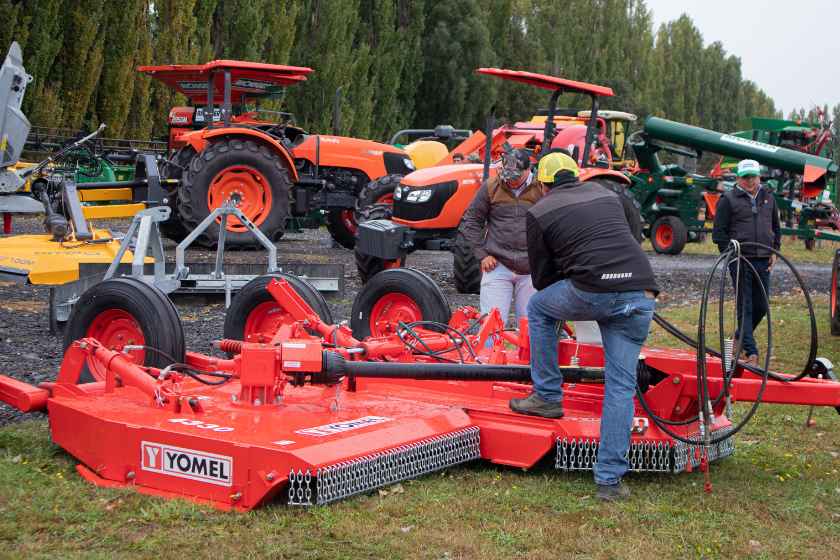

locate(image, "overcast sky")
[[644, 0, 838, 116]]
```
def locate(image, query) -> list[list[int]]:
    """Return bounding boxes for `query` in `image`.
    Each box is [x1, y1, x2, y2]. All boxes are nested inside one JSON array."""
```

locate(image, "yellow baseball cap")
[[537, 152, 580, 183]]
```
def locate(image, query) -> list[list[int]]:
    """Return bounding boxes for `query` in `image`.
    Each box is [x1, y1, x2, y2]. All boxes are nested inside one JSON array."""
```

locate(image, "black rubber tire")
[[355, 173, 401, 223], [595, 179, 643, 243], [804, 238, 816, 251], [831, 249, 840, 335], [223, 273, 333, 342], [350, 268, 451, 339], [159, 147, 195, 243], [452, 230, 480, 294], [63, 277, 185, 383], [353, 202, 405, 283], [179, 138, 292, 248], [325, 208, 358, 250], [650, 215, 688, 255]]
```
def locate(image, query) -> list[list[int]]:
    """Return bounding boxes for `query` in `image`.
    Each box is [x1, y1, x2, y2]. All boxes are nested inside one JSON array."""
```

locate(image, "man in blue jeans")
[[712, 159, 780, 365], [509, 152, 659, 501]]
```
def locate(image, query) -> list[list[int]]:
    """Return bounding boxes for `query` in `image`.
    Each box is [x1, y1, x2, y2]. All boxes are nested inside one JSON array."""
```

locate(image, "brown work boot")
[[509, 392, 564, 418], [596, 481, 631, 502]]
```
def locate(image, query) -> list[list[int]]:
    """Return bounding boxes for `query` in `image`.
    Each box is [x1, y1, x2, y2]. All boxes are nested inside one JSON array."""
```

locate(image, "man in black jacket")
[[509, 151, 658, 501], [712, 159, 781, 365]]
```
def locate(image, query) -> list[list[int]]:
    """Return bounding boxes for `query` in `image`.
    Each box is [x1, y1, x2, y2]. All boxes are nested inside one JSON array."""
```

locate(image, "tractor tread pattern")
[[452, 230, 481, 294]]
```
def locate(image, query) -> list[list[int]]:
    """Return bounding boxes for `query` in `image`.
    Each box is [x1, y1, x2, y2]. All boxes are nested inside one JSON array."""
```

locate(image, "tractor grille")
[[555, 427, 734, 474], [287, 426, 481, 506]]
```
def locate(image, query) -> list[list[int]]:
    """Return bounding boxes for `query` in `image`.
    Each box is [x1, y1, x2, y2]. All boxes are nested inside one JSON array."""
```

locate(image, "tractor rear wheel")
[[353, 201, 405, 283], [179, 138, 291, 248], [594, 179, 643, 243], [831, 250, 840, 335], [452, 231, 480, 294], [350, 268, 451, 339], [159, 146, 196, 243], [224, 273, 332, 343], [63, 278, 185, 383], [651, 216, 688, 255]]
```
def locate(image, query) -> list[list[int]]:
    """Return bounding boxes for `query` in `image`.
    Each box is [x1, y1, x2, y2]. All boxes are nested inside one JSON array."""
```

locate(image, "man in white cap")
[[712, 159, 781, 365]]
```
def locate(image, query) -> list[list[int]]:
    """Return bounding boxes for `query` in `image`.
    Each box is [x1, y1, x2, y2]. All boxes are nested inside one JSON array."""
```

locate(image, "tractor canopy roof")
[[476, 68, 613, 97], [137, 60, 313, 105]]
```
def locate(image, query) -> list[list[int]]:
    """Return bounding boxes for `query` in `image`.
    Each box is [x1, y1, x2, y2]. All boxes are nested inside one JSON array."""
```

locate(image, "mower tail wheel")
[[350, 268, 451, 339], [223, 273, 333, 343], [452, 230, 480, 294], [831, 250, 840, 335], [178, 138, 292, 248], [650, 215, 688, 255], [63, 278, 185, 383]]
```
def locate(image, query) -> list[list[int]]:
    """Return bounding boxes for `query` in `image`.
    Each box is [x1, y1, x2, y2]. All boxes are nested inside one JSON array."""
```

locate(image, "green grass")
[[643, 235, 840, 265], [1, 298, 839, 558]]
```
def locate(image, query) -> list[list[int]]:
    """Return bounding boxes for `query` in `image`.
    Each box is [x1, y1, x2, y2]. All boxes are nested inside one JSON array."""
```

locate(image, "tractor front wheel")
[[350, 268, 451, 339], [325, 208, 359, 250], [452, 230, 480, 294], [179, 138, 291, 248], [223, 273, 332, 343], [650, 215, 688, 255], [63, 278, 185, 383]]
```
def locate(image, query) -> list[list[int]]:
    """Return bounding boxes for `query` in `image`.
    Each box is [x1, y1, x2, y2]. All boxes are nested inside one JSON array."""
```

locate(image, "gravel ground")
[[0, 216, 832, 425]]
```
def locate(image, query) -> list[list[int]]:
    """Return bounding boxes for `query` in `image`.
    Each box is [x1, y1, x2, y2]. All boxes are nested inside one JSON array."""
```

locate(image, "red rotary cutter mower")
[[1, 266, 839, 511]]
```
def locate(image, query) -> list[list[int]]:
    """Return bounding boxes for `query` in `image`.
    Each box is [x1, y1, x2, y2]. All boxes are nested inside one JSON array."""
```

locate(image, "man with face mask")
[[459, 148, 543, 326]]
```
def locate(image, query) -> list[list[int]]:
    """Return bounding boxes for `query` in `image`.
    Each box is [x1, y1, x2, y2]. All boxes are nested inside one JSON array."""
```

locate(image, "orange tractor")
[[355, 68, 639, 293], [138, 59, 416, 248]]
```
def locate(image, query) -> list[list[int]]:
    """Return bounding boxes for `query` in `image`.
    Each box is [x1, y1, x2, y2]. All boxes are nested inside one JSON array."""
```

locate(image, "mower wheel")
[[452, 230, 480, 294], [158, 147, 195, 243], [650, 215, 688, 255], [594, 179, 643, 243], [63, 277, 185, 383], [350, 268, 451, 339], [224, 273, 333, 343], [831, 250, 840, 335], [325, 208, 358, 250], [179, 138, 292, 248]]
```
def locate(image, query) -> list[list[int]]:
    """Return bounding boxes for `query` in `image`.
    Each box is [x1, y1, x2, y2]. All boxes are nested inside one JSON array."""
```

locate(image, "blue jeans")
[[527, 279, 655, 485], [729, 258, 770, 357]]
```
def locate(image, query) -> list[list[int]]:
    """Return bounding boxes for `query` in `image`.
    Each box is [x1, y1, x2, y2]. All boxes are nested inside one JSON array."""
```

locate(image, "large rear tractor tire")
[[179, 138, 291, 248], [159, 146, 196, 243], [650, 215, 688, 255], [350, 268, 451, 339], [831, 250, 840, 335], [223, 273, 333, 343], [63, 278, 185, 383], [452, 231, 480, 294], [595, 179, 643, 243]]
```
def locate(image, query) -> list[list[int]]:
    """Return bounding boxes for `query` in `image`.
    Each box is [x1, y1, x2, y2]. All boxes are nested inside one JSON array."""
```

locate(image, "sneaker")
[[596, 481, 631, 502], [746, 354, 759, 366], [509, 392, 564, 418]]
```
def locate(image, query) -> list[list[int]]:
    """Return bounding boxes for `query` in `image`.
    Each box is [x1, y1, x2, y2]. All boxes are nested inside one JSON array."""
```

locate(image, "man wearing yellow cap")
[[509, 151, 659, 501]]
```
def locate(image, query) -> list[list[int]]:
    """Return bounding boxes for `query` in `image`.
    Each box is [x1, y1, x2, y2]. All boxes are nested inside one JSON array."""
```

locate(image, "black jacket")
[[526, 180, 659, 293], [712, 186, 781, 258]]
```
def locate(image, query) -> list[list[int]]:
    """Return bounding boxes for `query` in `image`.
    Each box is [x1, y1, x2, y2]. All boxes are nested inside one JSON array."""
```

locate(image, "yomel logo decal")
[[141, 442, 233, 487]]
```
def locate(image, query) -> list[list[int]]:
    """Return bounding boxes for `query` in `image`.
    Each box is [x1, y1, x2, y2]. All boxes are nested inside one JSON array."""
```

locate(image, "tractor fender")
[[579, 168, 631, 185], [181, 128, 299, 182]]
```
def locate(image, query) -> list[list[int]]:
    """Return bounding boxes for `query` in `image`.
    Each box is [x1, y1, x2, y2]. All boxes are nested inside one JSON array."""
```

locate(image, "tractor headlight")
[[394, 185, 403, 200], [404, 189, 432, 203], [403, 158, 416, 171]]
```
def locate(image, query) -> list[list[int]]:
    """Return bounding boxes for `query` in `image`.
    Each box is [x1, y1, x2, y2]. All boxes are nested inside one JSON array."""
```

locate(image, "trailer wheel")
[[831, 250, 840, 335], [651, 216, 688, 255], [224, 273, 333, 343], [179, 138, 291, 247], [594, 179, 643, 243], [452, 230, 480, 294], [350, 268, 450, 338], [63, 278, 185, 383]]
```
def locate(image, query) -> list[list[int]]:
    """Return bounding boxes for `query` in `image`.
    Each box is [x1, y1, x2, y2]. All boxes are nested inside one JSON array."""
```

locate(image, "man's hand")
[[481, 255, 498, 273], [768, 253, 777, 271]]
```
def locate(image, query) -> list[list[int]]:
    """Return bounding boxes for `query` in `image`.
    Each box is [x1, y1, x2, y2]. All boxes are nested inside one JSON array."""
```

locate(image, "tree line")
[[1, 0, 782, 144]]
